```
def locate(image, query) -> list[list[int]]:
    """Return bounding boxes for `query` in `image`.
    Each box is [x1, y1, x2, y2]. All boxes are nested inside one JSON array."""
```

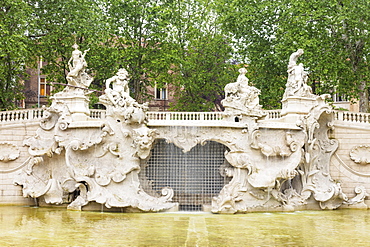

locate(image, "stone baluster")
[[337, 111, 343, 121]]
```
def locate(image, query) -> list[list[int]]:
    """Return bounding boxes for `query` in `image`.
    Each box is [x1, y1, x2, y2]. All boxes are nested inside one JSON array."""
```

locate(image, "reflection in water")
[[0, 206, 370, 246]]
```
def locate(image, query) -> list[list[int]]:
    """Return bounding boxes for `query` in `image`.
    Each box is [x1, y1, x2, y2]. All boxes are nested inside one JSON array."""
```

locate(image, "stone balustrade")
[[89, 109, 106, 119], [265, 110, 282, 119], [2, 108, 370, 125], [334, 111, 370, 124], [0, 108, 44, 123], [146, 111, 224, 121]]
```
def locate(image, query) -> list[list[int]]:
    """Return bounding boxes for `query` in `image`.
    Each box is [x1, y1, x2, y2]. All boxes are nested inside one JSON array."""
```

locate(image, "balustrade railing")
[[90, 109, 106, 119], [334, 110, 370, 124], [1, 108, 370, 125], [146, 111, 225, 121], [0, 109, 44, 123], [265, 110, 282, 119]]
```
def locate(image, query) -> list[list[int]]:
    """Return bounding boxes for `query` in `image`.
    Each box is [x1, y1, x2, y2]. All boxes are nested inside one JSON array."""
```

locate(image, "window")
[[155, 84, 167, 100], [332, 93, 348, 102], [40, 78, 51, 97]]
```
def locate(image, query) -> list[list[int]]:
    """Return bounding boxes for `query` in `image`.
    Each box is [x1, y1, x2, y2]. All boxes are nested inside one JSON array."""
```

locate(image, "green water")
[[0, 206, 370, 246]]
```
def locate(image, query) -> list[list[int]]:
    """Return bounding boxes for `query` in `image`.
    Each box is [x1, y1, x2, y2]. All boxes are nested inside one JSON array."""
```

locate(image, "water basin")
[[0, 206, 369, 246]]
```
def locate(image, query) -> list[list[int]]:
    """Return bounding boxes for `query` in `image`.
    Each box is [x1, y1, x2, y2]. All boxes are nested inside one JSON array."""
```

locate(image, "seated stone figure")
[[283, 49, 314, 99], [104, 68, 131, 107], [99, 68, 148, 124], [222, 68, 263, 116]]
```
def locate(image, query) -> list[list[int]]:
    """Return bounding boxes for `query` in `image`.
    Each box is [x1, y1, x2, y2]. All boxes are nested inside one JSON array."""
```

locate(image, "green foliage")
[[215, 0, 370, 111], [28, 0, 108, 87], [0, 0, 32, 110], [164, 0, 236, 112], [5, 0, 369, 112], [100, 0, 176, 102], [169, 33, 236, 112]]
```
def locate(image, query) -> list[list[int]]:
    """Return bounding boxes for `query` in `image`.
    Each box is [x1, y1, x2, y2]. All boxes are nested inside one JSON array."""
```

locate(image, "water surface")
[[0, 206, 370, 246]]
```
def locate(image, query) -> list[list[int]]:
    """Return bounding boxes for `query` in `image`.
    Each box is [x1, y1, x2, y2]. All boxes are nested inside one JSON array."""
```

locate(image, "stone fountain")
[[15, 44, 176, 211], [14, 46, 362, 213]]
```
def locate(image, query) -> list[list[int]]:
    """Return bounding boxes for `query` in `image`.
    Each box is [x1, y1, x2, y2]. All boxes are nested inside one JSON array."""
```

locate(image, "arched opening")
[[141, 139, 231, 211]]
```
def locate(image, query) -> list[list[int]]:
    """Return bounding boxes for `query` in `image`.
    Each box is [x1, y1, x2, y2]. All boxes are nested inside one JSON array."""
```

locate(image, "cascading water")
[[141, 128, 231, 211]]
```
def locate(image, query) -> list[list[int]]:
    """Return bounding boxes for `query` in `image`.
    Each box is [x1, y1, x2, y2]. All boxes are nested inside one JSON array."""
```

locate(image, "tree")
[[0, 0, 33, 110], [165, 0, 236, 112], [27, 0, 109, 98], [169, 33, 235, 112], [101, 0, 176, 102], [215, 0, 370, 111]]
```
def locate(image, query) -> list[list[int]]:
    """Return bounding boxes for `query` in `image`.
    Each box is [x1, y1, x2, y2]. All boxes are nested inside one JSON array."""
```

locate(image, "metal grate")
[[141, 139, 231, 211]]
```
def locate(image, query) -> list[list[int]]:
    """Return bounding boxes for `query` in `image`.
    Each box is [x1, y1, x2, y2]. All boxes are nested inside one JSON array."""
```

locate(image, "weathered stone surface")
[[8, 48, 367, 213], [14, 47, 176, 212]]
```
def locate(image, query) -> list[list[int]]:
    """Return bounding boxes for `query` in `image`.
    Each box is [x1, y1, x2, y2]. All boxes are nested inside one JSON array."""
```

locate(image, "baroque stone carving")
[[99, 68, 148, 125], [350, 145, 370, 165], [283, 49, 315, 100], [344, 185, 368, 209], [45, 44, 95, 123], [14, 48, 176, 212], [0, 142, 20, 162], [14, 48, 354, 214], [212, 128, 306, 213], [222, 68, 264, 117], [251, 130, 298, 157], [66, 44, 93, 89], [211, 52, 348, 213], [297, 97, 347, 209], [160, 126, 208, 152], [132, 127, 158, 159]]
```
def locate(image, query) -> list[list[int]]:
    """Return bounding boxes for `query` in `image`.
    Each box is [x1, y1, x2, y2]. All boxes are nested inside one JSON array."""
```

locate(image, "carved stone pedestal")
[[281, 96, 318, 116], [51, 93, 90, 121]]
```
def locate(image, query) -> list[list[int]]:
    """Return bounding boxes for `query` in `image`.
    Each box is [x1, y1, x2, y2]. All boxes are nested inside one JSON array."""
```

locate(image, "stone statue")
[[14, 48, 354, 214], [99, 68, 148, 124], [104, 68, 130, 107], [66, 43, 93, 89], [236, 67, 249, 85], [222, 68, 263, 117], [50, 44, 94, 121], [283, 49, 314, 99], [15, 52, 175, 212]]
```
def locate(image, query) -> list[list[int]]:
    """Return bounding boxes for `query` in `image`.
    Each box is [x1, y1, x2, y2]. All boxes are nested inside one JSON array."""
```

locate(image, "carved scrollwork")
[[350, 145, 370, 165], [101, 124, 114, 137], [0, 142, 20, 162], [96, 142, 121, 158], [251, 130, 298, 157], [58, 120, 69, 130], [345, 185, 368, 206], [14, 53, 179, 213], [111, 171, 126, 183], [95, 173, 111, 186], [161, 187, 174, 201], [25, 156, 44, 175], [40, 108, 59, 130], [132, 126, 158, 159], [172, 127, 202, 152]]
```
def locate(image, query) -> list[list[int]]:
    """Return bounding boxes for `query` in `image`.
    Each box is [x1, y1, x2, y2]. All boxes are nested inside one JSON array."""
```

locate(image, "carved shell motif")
[[350, 145, 370, 165], [0, 142, 20, 162]]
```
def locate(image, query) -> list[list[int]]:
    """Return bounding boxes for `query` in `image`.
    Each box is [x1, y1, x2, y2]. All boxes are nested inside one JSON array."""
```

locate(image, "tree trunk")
[[358, 81, 369, 112]]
